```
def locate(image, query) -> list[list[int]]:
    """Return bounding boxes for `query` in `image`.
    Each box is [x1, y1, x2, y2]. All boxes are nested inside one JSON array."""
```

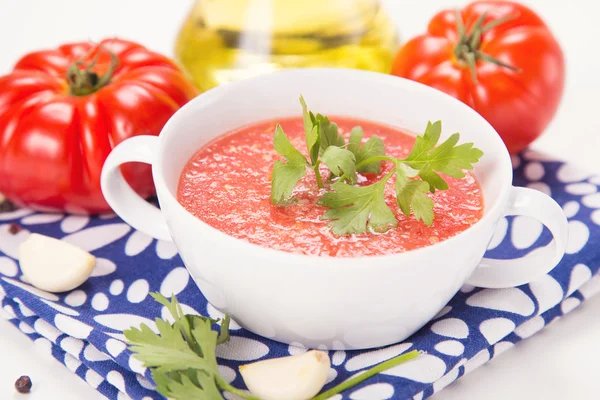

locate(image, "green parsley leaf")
[[125, 317, 212, 372], [154, 370, 224, 400], [300, 96, 344, 158], [356, 136, 385, 174], [321, 146, 357, 184], [347, 126, 363, 155], [319, 175, 397, 235], [427, 133, 483, 178], [190, 319, 219, 369], [149, 293, 231, 356], [300, 96, 320, 165], [151, 292, 193, 332], [273, 124, 307, 166], [300, 95, 313, 135], [306, 125, 320, 166], [395, 163, 435, 226], [405, 121, 483, 192], [216, 315, 231, 345], [317, 114, 345, 151], [197, 372, 225, 399], [271, 125, 308, 204], [418, 167, 448, 192], [125, 294, 237, 400], [406, 120, 442, 161], [347, 126, 385, 174]]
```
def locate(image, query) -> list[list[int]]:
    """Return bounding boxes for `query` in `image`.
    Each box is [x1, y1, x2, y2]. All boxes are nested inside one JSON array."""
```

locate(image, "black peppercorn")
[[15, 375, 32, 393], [8, 223, 22, 235]]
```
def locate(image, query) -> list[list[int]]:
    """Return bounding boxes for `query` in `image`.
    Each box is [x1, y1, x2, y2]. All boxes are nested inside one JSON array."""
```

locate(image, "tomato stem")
[[453, 10, 521, 83], [67, 44, 119, 96]]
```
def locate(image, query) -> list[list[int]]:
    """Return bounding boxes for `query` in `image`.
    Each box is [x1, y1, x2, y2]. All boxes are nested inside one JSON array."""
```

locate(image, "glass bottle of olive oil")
[[175, 0, 399, 92]]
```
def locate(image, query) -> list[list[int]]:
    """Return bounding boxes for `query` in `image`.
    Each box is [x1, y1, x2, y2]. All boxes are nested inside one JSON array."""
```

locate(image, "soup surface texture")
[[177, 117, 484, 257]]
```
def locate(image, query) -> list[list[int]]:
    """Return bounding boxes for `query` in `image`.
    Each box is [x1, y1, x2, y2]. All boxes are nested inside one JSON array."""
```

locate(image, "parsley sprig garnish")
[[125, 293, 421, 400], [124, 293, 246, 400], [271, 96, 365, 203], [271, 97, 484, 235]]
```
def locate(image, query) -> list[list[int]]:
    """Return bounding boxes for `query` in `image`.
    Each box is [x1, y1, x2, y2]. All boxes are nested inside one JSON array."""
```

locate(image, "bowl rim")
[[153, 68, 513, 268]]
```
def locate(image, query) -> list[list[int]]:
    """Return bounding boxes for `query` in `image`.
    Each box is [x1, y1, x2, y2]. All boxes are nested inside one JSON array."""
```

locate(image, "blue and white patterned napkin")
[[1, 151, 599, 400]]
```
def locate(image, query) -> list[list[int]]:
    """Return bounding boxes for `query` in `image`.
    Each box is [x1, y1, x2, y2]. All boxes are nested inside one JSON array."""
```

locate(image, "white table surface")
[[0, 0, 598, 399]]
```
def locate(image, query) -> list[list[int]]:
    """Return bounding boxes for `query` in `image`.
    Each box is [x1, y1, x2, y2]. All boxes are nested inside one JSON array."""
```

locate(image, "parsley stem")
[[216, 375, 261, 400], [313, 160, 324, 188], [355, 155, 396, 171], [311, 350, 421, 400], [381, 168, 397, 184]]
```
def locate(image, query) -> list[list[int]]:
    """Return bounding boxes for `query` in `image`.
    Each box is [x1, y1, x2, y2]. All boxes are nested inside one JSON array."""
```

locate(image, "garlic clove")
[[239, 350, 330, 400], [18, 233, 95, 293]]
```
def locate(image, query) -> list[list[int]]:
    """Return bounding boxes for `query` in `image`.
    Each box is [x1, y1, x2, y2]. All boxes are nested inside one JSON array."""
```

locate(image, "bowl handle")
[[100, 136, 172, 242], [466, 186, 568, 288]]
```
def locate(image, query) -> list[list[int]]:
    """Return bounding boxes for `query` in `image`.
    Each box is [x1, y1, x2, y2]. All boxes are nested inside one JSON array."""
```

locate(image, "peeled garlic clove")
[[240, 350, 330, 400], [19, 233, 95, 293]]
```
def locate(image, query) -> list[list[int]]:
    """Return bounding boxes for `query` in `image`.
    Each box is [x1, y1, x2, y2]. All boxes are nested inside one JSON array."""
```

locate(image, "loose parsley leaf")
[[154, 370, 224, 400], [151, 293, 206, 356], [216, 315, 231, 345], [125, 294, 236, 400], [321, 146, 357, 184], [126, 294, 423, 400], [190, 318, 219, 370], [319, 175, 397, 235], [271, 125, 308, 204], [125, 318, 212, 372], [197, 372, 225, 399], [150, 293, 226, 343]]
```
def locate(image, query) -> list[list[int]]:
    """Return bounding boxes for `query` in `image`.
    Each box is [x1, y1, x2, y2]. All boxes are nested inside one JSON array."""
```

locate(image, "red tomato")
[[0, 38, 198, 213], [391, 1, 565, 153]]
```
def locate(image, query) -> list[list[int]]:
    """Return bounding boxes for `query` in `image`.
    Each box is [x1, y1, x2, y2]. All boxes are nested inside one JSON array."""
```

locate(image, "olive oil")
[[174, 0, 399, 91]]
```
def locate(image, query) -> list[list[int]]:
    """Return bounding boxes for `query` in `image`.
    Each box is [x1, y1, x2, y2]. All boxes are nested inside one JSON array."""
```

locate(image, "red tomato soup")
[[177, 117, 484, 257]]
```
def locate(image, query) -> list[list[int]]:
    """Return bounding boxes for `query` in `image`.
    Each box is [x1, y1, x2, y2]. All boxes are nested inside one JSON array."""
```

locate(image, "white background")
[[0, 0, 599, 399]]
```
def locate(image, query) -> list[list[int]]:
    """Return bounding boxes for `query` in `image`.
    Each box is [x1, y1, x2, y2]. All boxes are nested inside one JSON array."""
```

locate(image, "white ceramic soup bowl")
[[101, 69, 568, 350]]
